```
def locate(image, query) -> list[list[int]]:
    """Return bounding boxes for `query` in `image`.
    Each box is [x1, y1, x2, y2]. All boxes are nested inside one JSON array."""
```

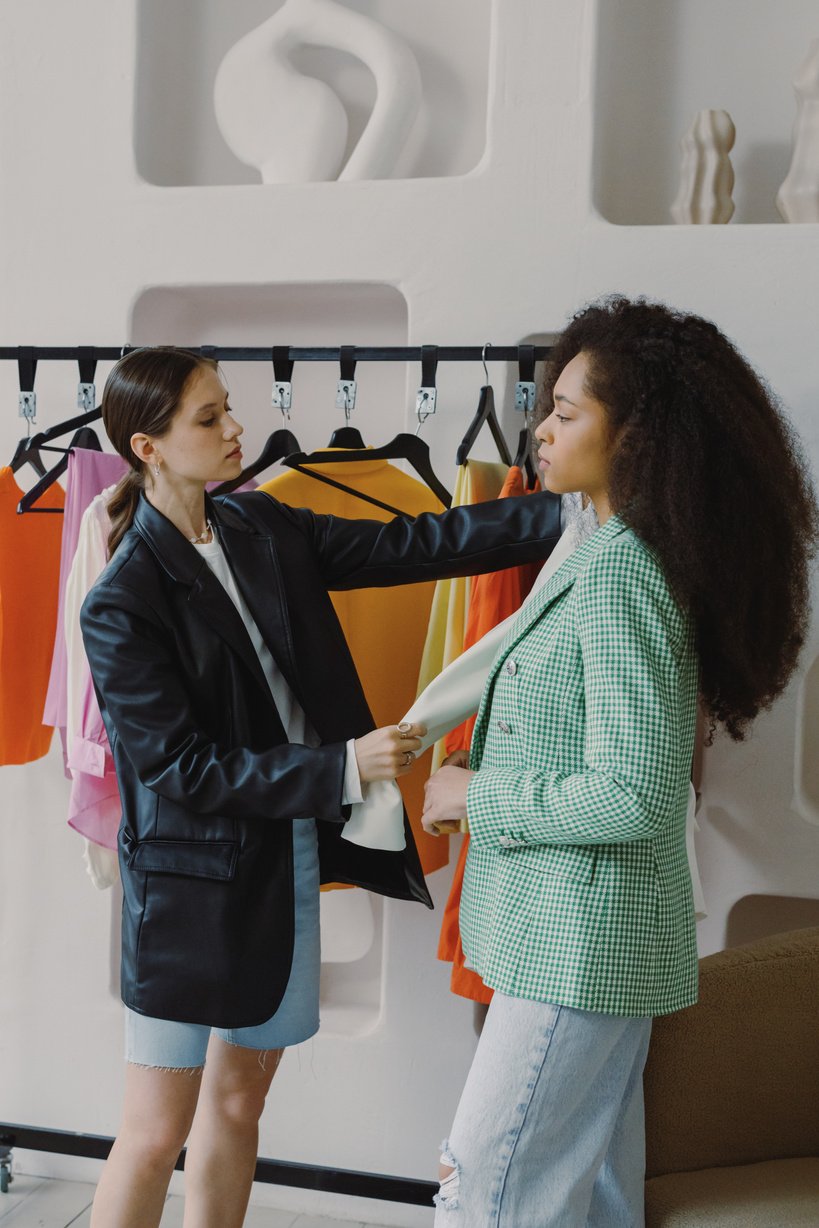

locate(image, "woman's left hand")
[[422, 764, 474, 835]]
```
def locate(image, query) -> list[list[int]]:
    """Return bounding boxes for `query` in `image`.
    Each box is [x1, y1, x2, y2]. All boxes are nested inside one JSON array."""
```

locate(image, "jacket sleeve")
[[244, 489, 562, 590], [466, 542, 693, 848], [80, 582, 348, 823]]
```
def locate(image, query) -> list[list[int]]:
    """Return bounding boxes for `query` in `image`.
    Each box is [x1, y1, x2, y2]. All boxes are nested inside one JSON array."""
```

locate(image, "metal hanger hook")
[[481, 342, 491, 385], [415, 391, 433, 436]]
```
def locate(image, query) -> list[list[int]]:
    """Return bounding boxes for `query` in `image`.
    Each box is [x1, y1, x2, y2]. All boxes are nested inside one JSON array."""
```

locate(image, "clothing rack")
[[7, 342, 553, 426], [2, 340, 555, 1206]]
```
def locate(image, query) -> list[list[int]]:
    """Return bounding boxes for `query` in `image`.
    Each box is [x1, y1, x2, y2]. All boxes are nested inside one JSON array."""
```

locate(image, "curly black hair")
[[540, 295, 819, 741]]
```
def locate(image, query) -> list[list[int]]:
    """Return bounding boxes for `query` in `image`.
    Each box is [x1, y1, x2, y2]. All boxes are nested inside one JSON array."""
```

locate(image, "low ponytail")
[[106, 469, 144, 558], [100, 346, 218, 556]]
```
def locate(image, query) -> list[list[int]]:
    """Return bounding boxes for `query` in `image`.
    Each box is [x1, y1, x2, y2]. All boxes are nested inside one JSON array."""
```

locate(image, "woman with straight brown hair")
[[81, 345, 561, 1227]]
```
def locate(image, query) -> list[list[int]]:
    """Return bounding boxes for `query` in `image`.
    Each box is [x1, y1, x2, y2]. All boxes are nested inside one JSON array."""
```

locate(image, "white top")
[[194, 529, 363, 806]]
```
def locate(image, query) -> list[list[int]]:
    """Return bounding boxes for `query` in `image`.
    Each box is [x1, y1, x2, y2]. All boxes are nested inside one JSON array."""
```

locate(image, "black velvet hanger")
[[279, 342, 451, 510], [17, 424, 103, 514], [327, 425, 366, 448], [455, 384, 513, 468], [283, 432, 452, 509], [513, 343, 539, 487], [513, 427, 539, 488], [210, 427, 302, 496], [10, 434, 47, 477]]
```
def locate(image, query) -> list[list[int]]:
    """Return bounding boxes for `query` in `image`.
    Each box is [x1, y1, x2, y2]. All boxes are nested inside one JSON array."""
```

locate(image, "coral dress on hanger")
[[437, 465, 542, 1004], [0, 466, 65, 764]]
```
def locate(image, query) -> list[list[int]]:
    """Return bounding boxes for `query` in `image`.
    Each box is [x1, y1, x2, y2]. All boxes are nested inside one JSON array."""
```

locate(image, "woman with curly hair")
[[422, 295, 818, 1226]]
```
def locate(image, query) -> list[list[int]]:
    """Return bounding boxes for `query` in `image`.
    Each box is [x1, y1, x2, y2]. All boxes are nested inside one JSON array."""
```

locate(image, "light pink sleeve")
[[65, 492, 121, 853]]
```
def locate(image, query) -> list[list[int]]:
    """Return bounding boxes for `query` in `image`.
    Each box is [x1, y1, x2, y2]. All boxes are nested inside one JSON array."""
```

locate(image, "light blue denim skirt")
[[125, 819, 321, 1068]]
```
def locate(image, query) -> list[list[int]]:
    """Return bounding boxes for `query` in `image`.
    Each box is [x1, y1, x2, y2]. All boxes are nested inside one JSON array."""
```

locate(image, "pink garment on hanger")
[[64, 475, 260, 853], [42, 448, 127, 769], [65, 488, 121, 849]]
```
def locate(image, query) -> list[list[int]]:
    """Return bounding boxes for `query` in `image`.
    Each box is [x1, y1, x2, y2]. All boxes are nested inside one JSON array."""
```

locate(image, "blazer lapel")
[[133, 495, 276, 703], [213, 505, 304, 704], [481, 518, 628, 697]]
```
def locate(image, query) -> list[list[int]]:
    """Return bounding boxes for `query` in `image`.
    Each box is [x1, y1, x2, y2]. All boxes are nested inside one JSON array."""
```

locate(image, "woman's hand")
[[354, 721, 426, 782], [422, 763, 474, 835]]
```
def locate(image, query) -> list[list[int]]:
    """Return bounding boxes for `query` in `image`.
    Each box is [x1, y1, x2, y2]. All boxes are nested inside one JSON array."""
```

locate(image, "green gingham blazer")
[[461, 514, 700, 1017]]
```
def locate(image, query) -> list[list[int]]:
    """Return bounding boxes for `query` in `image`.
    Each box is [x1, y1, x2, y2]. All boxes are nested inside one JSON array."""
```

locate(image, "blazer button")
[[497, 719, 512, 734], [505, 659, 518, 676], [499, 835, 514, 848]]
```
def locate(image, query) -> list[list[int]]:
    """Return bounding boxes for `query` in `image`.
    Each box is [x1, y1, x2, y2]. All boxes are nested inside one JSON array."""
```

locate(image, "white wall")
[[1, 0, 818, 1221]]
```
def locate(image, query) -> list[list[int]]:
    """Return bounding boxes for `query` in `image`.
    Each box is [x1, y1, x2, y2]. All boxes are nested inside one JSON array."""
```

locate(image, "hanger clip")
[[19, 391, 36, 423], [336, 379, 357, 416], [271, 345, 293, 419], [515, 344, 536, 414], [416, 344, 439, 426], [77, 382, 96, 412], [272, 381, 292, 416], [514, 381, 536, 413], [415, 386, 437, 423]]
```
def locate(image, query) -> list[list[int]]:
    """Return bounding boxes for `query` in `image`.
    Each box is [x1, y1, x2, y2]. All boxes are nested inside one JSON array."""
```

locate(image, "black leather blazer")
[[80, 489, 561, 1027]]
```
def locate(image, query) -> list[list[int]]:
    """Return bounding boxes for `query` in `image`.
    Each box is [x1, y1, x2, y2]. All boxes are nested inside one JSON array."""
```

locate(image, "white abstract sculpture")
[[214, 0, 422, 183], [671, 109, 735, 224], [777, 38, 819, 223]]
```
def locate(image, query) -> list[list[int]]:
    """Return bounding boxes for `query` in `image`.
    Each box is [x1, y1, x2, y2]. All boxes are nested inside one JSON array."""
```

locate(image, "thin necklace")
[[189, 520, 214, 545]]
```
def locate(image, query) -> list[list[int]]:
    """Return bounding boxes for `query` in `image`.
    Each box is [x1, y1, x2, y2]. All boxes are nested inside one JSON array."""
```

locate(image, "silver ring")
[[397, 722, 413, 736], [402, 750, 415, 766]]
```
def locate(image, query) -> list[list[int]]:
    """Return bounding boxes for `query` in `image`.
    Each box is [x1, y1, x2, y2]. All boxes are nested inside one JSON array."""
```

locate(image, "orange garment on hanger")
[[259, 454, 448, 876], [437, 465, 542, 1003], [0, 467, 65, 764]]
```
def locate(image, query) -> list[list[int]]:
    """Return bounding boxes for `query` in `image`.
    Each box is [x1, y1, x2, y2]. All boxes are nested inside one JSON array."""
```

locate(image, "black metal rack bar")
[[0, 1123, 436, 1206], [0, 344, 553, 363]]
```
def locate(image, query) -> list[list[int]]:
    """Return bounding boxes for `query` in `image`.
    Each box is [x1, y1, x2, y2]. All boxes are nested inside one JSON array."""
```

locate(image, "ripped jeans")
[[434, 993, 652, 1227]]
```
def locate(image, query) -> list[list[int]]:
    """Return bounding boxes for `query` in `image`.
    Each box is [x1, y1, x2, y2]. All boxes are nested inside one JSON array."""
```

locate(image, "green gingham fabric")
[[462, 515, 700, 1017]]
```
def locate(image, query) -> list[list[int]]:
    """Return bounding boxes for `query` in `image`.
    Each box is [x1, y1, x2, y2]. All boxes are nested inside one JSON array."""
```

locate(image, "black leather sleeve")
[[244, 489, 562, 591], [80, 583, 348, 823]]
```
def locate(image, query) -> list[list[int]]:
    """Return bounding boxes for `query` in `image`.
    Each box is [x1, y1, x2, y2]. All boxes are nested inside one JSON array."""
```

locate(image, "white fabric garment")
[[83, 838, 119, 890], [195, 530, 363, 805]]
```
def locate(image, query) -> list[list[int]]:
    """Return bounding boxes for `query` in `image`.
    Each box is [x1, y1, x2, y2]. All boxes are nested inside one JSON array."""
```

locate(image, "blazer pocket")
[[124, 835, 239, 881], [506, 844, 597, 885]]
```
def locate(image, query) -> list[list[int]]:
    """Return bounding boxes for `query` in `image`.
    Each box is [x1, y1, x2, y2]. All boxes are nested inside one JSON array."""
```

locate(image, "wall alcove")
[[130, 281, 410, 458], [131, 280, 406, 1033], [593, 0, 819, 224], [135, 0, 490, 186]]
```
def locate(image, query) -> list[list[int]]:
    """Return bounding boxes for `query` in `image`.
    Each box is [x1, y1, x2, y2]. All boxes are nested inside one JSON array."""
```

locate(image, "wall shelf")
[[593, 0, 819, 225], [135, 0, 490, 186]]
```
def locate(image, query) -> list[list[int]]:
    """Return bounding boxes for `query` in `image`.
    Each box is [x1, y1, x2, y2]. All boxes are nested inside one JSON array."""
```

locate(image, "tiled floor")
[[0, 1174, 427, 1227]]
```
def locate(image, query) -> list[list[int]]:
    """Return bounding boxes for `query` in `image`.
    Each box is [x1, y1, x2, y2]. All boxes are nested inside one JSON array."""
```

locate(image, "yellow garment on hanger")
[[415, 460, 508, 773], [259, 454, 449, 874]]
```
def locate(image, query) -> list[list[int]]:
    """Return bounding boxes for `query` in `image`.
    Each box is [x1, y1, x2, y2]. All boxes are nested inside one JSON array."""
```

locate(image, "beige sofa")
[[643, 926, 819, 1227]]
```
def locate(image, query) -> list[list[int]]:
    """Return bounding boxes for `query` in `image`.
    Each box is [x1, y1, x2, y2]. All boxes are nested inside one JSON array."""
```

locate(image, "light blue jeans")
[[434, 992, 652, 1227]]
